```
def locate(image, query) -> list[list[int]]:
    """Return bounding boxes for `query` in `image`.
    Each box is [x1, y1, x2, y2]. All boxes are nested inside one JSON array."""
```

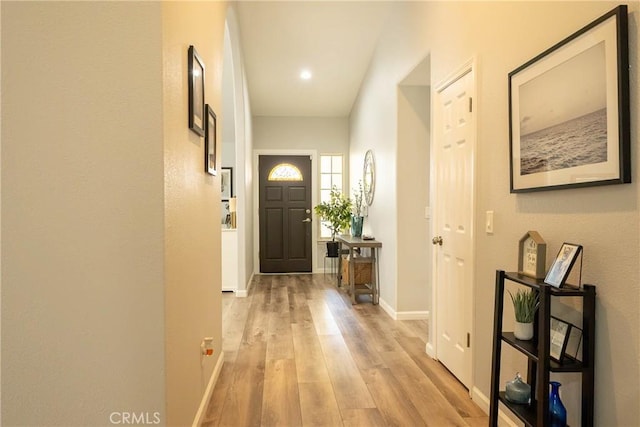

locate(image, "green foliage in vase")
[[352, 180, 364, 217], [509, 289, 539, 323], [314, 186, 352, 241]]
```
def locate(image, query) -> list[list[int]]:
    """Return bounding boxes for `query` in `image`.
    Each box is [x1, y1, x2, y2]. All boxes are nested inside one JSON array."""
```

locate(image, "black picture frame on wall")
[[221, 167, 233, 200], [509, 5, 630, 193], [205, 105, 217, 176], [188, 45, 205, 136]]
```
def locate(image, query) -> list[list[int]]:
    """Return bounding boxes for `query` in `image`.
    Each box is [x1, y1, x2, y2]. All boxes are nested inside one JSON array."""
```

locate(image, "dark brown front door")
[[259, 155, 312, 273]]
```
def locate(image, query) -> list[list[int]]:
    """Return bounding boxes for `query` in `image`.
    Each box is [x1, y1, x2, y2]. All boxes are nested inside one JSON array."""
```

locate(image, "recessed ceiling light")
[[300, 69, 312, 80]]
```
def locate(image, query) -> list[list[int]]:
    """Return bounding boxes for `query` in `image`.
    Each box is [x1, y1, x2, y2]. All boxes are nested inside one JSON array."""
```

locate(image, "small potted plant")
[[351, 180, 364, 237], [509, 288, 539, 340], [314, 186, 352, 256]]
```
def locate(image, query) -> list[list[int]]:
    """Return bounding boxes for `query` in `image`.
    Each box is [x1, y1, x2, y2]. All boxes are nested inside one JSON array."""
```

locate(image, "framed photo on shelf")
[[565, 324, 584, 362], [204, 105, 217, 176], [509, 5, 630, 192], [221, 167, 233, 200], [550, 316, 572, 363], [544, 243, 582, 288], [188, 45, 205, 136]]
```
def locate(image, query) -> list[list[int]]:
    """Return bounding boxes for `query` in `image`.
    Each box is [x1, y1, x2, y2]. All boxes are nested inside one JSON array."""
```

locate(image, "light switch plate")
[[486, 211, 494, 233]]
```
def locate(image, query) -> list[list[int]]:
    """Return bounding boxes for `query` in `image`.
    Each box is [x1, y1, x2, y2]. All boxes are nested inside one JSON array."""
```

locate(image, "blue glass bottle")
[[549, 381, 567, 427]]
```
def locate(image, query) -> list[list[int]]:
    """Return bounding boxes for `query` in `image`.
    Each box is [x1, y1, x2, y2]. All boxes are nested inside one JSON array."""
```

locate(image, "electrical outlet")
[[201, 337, 214, 356]]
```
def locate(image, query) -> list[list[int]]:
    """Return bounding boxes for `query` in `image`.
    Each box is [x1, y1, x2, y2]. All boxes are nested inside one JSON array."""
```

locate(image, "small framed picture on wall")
[[204, 105, 217, 176], [221, 167, 232, 200], [188, 45, 205, 136]]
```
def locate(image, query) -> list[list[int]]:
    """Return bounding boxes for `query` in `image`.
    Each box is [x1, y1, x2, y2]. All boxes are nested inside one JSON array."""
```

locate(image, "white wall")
[[241, 72, 254, 290], [350, 2, 639, 425], [2, 2, 165, 424], [222, 24, 237, 169], [349, 36, 402, 309], [225, 4, 254, 294], [0, 3, 3, 422]]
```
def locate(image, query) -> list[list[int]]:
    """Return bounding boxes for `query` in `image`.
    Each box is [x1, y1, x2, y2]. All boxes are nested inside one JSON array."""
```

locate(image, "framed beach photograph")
[[188, 45, 205, 136], [550, 316, 572, 363], [509, 5, 630, 192], [544, 243, 582, 288], [221, 167, 233, 200], [205, 105, 217, 176]]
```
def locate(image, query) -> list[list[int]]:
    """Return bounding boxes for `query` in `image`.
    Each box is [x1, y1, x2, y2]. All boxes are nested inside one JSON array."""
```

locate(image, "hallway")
[[203, 274, 488, 426]]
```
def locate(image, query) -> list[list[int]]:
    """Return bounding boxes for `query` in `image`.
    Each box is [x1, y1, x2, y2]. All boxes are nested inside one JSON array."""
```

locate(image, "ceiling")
[[235, 1, 394, 117]]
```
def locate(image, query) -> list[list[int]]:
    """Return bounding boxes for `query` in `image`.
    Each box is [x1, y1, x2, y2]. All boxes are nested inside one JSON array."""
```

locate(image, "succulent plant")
[[509, 289, 539, 323]]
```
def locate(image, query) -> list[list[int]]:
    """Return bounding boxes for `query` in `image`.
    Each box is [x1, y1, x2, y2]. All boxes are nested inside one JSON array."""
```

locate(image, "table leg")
[[350, 247, 356, 304], [337, 242, 343, 287], [372, 248, 378, 305]]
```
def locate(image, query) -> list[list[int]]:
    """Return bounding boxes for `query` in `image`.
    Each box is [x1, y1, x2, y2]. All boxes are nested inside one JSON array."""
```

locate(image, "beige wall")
[[253, 116, 349, 153], [2, 1, 228, 425], [351, 2, 639, 425], [1, 2, 166, 424], [397, 85, 431, 313], [162, 1, 226, 425]]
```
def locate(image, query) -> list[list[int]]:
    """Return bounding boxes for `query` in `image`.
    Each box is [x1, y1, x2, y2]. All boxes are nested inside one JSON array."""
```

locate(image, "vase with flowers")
[[351, 181, 364, 237]]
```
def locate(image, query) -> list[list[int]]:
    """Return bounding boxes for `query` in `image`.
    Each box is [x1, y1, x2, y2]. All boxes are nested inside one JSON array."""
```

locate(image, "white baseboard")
[[235, 272, 255, 298], [378, 298, 396, 319], [471, 386, 518, 427], [426, 341, 436, 358], [377, 299, 429, 321], [192, 351, 225, 427], [396, 310, 429, 320], [316, 268, 339, 275]]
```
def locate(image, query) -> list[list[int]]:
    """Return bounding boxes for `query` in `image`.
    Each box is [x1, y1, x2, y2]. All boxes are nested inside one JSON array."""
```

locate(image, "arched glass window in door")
[[268, 163, 303, 181]]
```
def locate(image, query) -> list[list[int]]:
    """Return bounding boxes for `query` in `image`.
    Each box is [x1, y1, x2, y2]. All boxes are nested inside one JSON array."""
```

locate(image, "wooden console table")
[[336, 235, 382, 304]]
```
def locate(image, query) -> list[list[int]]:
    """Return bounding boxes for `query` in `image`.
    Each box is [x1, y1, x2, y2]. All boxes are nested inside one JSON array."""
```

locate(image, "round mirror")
[[363, 149, 375, 206]]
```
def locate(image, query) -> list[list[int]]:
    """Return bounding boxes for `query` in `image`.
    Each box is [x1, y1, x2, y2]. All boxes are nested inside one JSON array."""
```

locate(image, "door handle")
[[302, 218, 312, 223], [432, 236, 443, 246]]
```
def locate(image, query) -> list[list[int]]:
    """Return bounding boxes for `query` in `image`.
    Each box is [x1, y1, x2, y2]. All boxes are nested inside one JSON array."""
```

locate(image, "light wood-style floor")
[[203, 274, 488, 426]]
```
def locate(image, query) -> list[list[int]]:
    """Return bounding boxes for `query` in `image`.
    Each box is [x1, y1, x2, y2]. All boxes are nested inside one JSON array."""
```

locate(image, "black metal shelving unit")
[[489, 270, 596, 426]]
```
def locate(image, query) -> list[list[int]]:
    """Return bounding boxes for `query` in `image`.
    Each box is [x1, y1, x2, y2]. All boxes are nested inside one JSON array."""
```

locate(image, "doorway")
[[258, 155, 313, 273], [431, 60, 476, 390]]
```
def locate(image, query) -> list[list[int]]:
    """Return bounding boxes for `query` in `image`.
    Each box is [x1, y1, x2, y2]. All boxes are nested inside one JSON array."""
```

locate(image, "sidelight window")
[[319, 154, 344, 238]]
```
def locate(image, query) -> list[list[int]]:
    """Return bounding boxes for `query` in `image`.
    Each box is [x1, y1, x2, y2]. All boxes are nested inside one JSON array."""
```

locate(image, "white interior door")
[[432, 66, 475, 389]]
